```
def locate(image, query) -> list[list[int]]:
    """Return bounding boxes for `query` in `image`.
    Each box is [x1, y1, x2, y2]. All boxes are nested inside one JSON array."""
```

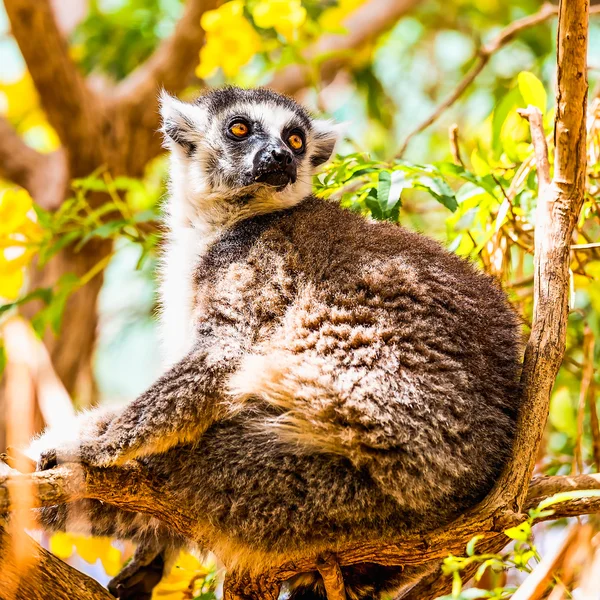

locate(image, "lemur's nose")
[[271, 148, 293, 167]]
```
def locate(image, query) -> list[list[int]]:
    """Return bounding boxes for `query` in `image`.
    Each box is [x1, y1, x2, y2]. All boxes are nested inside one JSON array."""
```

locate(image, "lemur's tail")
[[287, 564, 413, 600]]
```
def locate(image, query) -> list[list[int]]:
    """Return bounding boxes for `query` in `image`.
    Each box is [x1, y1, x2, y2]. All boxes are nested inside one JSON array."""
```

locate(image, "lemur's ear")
[[310, 119, 344, 168], [159, 91, 206, 155]]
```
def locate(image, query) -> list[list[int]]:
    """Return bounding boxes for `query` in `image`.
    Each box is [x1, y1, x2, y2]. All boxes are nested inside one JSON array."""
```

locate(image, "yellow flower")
[[0, 188, 33, 235], [71, 535, 125, 577], [197, 1, 262, 79], [152, 551, 212, 600], [319, 0, 365, 32], [252, 0, 306, 40], [0, 188, 42, 301], [49, 532, 75, 560]]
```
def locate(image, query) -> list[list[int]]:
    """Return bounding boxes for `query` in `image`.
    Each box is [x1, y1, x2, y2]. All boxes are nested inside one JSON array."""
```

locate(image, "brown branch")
[[517, 106, 551, 191], [269, 0, 419, 96], [114, 0, 218, 106], [4, 0, 102, 170], [318, 555, 347, 600], [111, 0, 219, 172], [0, 526, 113, 600], [397, 3, 600, 157], [3, 466, 600, 594], [0, 116, 67, 210], [482, 0, 590, 513]]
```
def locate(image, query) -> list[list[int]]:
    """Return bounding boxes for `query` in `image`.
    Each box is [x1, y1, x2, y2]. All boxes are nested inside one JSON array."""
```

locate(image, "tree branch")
[[397, 3, 600, 157], [269, 0, 420, 96], [0, 116, 68, 210], [493, 0, 590, 511], [111, 0, 219, 172], [4, 0, 102, 170], [0, 526, 113, 600]]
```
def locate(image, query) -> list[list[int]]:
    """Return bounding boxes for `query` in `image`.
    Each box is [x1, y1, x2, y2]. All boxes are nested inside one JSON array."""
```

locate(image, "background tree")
[[0, 0, 599, 599]]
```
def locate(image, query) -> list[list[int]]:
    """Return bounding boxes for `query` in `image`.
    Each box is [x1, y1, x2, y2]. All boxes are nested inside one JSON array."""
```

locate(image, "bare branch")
[[518, 106, 551, 192], [318, 555, 347, 600], [269, 0, 419, 96], [4, 0, 102, 168], [498, 0, 590, 510], [111, 0, 219, 171], [397, 4, 600, 157], [0, 116, 67, 210], [448, 124, 465, 167], [0, 526, 113, 600]]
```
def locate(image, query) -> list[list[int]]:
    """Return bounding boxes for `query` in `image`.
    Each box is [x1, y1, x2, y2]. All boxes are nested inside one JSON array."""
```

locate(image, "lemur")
[[25, 87, 522, 600]]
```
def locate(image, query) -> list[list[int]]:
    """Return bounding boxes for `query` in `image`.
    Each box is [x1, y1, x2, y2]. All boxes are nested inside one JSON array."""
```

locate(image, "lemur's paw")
[[76, 436, 137, 468], [37, 449, 58, 471], [36, 445, 83, 471], [108, 552, 164, 599]]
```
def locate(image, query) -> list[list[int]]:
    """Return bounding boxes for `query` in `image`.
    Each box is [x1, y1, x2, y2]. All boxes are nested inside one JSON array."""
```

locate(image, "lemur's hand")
[[27, 408, 119, 471]]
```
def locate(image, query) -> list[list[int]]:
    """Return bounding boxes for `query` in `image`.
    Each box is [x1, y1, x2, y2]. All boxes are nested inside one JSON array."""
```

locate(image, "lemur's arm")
[[38, 330, 244, 469]]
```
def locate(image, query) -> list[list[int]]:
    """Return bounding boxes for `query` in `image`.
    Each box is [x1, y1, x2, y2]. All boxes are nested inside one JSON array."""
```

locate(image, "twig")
[[518, 106, 551, 192], [571, 242, 600, 249], [397, 4, 600, 157], [318, 555, 347, 600], [589, 383, 600, 472], [449, 124, 465, 167], [270, 0, 419, 96]]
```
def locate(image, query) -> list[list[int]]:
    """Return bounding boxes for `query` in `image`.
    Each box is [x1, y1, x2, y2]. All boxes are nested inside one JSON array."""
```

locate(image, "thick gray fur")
[[28, 87, 522, 600]]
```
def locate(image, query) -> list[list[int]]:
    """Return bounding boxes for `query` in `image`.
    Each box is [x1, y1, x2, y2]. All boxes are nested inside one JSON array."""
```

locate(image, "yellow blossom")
[[196, 1, 262, 79], [0, 188, 42, 301], [319, 0, 365, 33], [152, 551, 212, 600], [49, 532, 75, 560], [252, 0, 306, 40], [0, 188, 34, 235]]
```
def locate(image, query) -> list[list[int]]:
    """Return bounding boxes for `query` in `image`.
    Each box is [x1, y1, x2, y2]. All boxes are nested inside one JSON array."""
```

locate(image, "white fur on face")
[[157, 93, 340, 367]]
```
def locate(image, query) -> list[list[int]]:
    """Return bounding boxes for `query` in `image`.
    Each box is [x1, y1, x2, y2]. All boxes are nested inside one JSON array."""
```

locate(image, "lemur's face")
[[160, 87, 340, 201]]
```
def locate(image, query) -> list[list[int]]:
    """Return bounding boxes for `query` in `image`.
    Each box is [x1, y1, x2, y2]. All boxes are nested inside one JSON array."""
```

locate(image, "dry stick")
[[489, 0, 590, 514], [3, 0, 103, 172], [574, 326, 595, 473], [397, 4, 600, 158], [318, 555, 347, 600], [589, 382, 600, 472], [449, 124, 465, 167]]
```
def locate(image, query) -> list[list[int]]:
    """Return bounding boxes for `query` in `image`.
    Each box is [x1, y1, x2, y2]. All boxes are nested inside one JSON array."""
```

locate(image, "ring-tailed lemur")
[[25, 87, 522, 600]]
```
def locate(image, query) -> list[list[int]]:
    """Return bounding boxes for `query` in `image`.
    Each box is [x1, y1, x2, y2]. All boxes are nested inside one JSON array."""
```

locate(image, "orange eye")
[[230, 122, 249, 138], [288, 133, 304, 151]]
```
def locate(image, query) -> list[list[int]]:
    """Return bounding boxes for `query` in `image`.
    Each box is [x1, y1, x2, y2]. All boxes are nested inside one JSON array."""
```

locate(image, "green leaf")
[[466, 535, 484, 557], [537, 489, 600, 511], [377, 171, 392, 210], [518, 71, 547, 112], [504, 521, 531, 542], [492, 87, 523, 157], [0, 287, 54, 316]]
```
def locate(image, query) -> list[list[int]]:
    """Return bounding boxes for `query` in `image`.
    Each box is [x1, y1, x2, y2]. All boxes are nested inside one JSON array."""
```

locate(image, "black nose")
[[271, 148, 293, 167]]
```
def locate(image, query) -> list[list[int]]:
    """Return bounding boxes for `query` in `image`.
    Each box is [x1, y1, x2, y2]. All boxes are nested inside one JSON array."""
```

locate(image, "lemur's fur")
[[26, 87, 522, 600]]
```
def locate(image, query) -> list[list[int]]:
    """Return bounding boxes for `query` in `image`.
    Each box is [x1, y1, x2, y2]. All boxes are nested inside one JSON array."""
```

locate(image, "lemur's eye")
[[287, 132, 304, 152], [230, 122, 249, 138]]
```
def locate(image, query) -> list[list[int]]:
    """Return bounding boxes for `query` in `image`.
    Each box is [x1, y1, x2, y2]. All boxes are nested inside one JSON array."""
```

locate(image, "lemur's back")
[[31, 87, 522, 600], [195, 195, 521, 527]]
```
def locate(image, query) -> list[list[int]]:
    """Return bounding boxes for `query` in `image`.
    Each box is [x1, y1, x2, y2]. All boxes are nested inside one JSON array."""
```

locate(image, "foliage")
[[1, 0, 600, 597]]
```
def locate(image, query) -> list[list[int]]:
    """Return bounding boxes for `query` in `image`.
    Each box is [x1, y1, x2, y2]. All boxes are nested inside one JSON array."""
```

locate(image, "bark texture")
[[0, 0, 593, 598]]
